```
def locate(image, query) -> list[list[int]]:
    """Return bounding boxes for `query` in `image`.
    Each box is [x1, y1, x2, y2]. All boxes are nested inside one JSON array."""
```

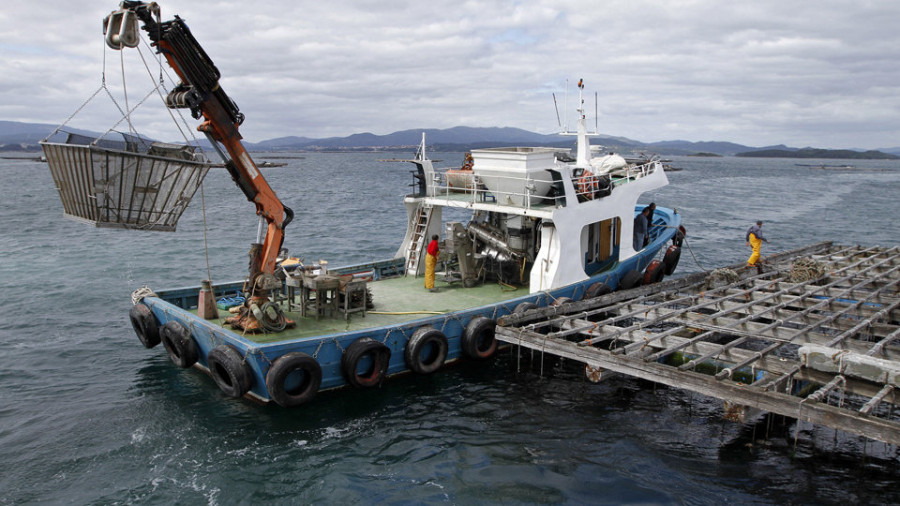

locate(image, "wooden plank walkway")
[[496, 242, 900, 445]]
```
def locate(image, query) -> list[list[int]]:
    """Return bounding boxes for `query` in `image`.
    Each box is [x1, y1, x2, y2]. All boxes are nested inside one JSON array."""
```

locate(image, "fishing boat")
[[41, 2, 684, 407]]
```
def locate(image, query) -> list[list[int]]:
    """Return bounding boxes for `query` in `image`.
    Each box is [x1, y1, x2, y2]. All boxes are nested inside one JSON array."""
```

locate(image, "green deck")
[[197, 274, 528, 344]]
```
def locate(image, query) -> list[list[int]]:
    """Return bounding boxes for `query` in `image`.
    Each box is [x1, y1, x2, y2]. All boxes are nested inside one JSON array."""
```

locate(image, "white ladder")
[[406, 204, 433, 276]]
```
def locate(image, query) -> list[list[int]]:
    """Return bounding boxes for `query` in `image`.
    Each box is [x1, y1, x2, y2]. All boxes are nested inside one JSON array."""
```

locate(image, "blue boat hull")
[[136, 206, 682, 404]]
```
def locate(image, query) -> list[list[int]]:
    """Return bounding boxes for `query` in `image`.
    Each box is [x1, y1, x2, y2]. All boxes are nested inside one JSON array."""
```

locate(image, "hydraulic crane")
[[106, 1, 294, 331]]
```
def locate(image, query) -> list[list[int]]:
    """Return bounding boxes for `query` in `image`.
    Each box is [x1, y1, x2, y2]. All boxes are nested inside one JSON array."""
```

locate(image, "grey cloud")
[[2, 0, 897, 149]]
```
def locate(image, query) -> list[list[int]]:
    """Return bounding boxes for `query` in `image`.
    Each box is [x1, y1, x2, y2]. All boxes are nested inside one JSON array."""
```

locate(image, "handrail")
[[427, 160, 660, 208], [430, 171, 555, 210]]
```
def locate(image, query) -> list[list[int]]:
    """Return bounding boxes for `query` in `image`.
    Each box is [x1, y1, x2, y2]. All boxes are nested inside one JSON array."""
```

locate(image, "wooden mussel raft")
[[497, 242, 900, 445]]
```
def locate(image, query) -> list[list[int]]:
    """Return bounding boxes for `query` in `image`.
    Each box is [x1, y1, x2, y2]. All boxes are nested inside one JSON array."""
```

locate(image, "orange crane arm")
[[127, 2, 293, 283]]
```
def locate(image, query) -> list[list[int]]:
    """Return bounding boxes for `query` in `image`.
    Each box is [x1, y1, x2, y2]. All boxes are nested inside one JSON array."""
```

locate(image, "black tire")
[[341, 338, 391, 388], [129, 304, 160, 348], [674, 225, 686, 247], [585, 282, 612, 299], [552, 297, 573, 306], [514, 302, 538, 313], [404, 327, 448, 375], [266, 352, 322, 407], [663, 245, 681, 275], [643, 260, 665, 285], [619, 269, 643, 290], [160, 321, 198, 368], [462, 316, 497, 360], [207, 345, 253, 398]]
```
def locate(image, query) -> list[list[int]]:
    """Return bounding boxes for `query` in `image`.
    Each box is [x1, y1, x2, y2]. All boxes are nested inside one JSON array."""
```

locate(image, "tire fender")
[[643, 259, 665, 285], [663, 245, 681, 275], [160, 320, 198, 368], [404, 326, 448, 375], [341, 337, 391, 388], [674, 225, 687, 247], [585, 282, 612, 299], [129, 304, 160, 348], [266, 352, 322, 407], [514, 302, 538, 313], [552, 296, 573, 306], [207, 345, 253, 398], [462, 316, 497, 360], [619, 269, 643, 290]]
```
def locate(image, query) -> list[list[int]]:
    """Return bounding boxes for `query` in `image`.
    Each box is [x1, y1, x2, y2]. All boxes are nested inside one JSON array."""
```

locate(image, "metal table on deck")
[[299, 273, 341, 319]]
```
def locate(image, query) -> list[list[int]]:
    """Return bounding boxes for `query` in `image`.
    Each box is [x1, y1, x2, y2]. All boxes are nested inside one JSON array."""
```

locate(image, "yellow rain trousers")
[[424, 253, 437, 289], [747, 233, 762, 265]]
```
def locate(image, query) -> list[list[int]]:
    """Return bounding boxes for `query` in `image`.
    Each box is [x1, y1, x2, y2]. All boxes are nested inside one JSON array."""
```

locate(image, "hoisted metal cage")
[[41, 132, 211, 232]]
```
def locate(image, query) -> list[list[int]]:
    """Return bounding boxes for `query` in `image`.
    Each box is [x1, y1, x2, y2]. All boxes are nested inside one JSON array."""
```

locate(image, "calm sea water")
[[1, 152, 899, 504]]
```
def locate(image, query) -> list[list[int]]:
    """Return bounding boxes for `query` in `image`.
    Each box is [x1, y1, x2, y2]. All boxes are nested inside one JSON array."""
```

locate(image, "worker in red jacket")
[[425, 234, 440, 292]]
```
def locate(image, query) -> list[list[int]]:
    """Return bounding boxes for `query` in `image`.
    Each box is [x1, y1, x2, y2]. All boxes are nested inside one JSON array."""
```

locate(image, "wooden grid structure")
[[496, 242, 900, 445]]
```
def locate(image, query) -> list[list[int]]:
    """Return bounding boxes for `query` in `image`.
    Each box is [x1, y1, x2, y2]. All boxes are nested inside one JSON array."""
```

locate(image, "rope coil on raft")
[[790, 257, 828, 282], [704, 268, 740, 290]]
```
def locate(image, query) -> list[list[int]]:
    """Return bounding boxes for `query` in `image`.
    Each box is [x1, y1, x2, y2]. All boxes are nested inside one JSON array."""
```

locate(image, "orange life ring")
[[577, 170, 598, 198]]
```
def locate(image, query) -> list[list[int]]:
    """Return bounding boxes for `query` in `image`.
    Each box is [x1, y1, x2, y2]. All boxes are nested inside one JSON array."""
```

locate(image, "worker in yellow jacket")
[[745, 221, 768, 266], [425, 234, 440, 292]]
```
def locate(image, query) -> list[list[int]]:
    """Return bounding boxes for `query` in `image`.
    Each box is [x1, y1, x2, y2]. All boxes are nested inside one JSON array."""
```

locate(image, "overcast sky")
[[2, 0, 898, 149]]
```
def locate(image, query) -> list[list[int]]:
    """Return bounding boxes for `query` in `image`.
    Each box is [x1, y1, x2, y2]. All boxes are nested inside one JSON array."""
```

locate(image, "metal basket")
[[41, 135, 211, 232]]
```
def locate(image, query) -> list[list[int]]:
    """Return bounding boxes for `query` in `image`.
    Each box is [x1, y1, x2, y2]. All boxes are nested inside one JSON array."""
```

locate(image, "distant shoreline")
[[736, 148, 899, 160]]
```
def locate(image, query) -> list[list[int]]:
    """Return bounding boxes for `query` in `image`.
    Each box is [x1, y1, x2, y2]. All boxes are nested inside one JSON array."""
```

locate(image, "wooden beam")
[[585, 244, 895, 350], [860, 385, 895, 415], [805, 375, 846, 403], [497, 242, 835, 328], [869, 327, 900, 357], [496, 325, 900, 445], [650, 311, 899, 360], [558, 318, 899, 403]]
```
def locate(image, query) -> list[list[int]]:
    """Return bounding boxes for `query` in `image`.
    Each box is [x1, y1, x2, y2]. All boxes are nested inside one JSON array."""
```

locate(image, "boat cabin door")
[[584, 217, 620, 275]]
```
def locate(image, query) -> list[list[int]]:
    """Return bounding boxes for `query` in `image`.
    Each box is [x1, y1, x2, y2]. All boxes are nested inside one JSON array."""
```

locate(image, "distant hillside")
[[736, 148, 899, 160], [2, 119, 893, 158], [0, 120, 57, 141], [0, 121, 58, 151], [253, 126, 640, 152], [644, 140, 752, 156], [252, 135, 318, 150], [0, 121, 132, 152]]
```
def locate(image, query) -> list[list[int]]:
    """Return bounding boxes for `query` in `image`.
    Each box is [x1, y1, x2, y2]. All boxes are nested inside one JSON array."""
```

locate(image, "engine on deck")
[[442, 211, 541, 288]]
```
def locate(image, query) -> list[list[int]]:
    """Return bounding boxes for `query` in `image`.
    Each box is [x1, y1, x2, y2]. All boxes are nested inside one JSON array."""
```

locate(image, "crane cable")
[[47, 18, 218, 312], [133, 33, 216, 288], [42, 36, 121, 142], [143, 30, 216, 299], [118, 40, 137, 141]]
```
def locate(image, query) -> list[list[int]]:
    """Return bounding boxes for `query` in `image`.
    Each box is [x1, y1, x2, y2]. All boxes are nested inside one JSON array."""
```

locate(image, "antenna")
[[552, 93, 561, 127], [564, 79, 569, 132], [595, 92, 598, 133]]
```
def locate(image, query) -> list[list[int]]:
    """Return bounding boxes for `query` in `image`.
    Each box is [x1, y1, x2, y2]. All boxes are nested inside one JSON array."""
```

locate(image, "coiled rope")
[[705, 268, 740, 289], [131, 286, 158, 304], [790, 257, 827, 282]]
